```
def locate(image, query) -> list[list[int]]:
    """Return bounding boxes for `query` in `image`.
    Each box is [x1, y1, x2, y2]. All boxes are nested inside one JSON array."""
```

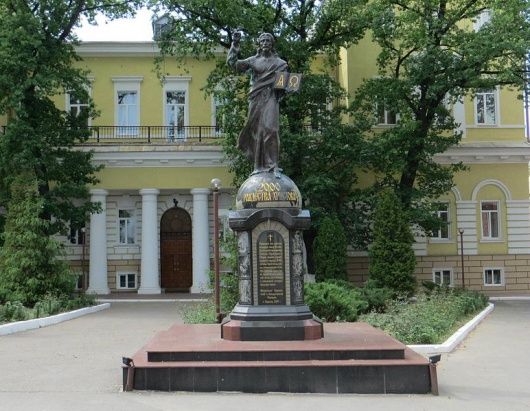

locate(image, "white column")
[[191, 188, 211, 293], [87, 189, 109, 294], [138, 189, 161, 294]]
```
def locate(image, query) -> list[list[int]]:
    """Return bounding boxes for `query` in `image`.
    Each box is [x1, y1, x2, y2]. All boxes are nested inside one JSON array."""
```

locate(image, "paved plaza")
[[0, 301, 529, 411]]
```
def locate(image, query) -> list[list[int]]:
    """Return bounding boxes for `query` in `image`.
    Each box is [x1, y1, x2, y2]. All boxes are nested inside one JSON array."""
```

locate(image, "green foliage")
[[313, 214, 348, 281], [154, 0, 370, 241], [0, 294, 96, 324], [353, 0, 530, 230], [369, 190, 417, 296], [360, 279, 393, 313], [304, 281, 368, 322], [182, 301, 217, 324], [0, 301, 28, 323], [0, 173, 74, 306], [0, 0, 144, 236], [360, 288, 489, 344]]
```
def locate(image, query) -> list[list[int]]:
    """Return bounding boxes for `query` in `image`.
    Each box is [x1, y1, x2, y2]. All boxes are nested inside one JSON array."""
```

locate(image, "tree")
[[353, 0, 530, 231], [0, 172, 73, 306], [0, 0, 141, 235], [151, 0, 370, 239], [369, 190, 416, 297], [313, 214, 348, 281]]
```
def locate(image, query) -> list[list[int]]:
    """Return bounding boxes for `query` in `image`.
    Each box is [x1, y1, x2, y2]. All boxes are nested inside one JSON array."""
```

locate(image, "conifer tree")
[[313, 214, 348, 282], [0, 172, 73, 306], [369, 190, 416, 296]]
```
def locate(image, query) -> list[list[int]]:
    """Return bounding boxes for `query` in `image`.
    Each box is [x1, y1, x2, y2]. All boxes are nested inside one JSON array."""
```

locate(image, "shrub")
[[360, 288, 488, 344], [0, 301, 28, 322], [305, 281, 368, 322], [368, 190, 416, 297], [360, 279, 393, 313], [0, 173, 75, 306], [313, 214, 348, 281]]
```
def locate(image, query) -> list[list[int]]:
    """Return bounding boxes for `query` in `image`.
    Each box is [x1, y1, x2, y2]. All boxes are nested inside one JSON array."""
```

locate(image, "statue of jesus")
[[227, 32, 287, 174]]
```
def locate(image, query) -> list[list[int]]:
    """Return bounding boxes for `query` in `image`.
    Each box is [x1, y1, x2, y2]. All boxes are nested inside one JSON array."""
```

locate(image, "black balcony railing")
[[87, 125, 222, 143]]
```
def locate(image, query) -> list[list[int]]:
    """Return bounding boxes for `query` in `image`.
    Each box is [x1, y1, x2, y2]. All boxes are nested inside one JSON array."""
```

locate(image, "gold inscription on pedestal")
[[257, 231, 285, 305]]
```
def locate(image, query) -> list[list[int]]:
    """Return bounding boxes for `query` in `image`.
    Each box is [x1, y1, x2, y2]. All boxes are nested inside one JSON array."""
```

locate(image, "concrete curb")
[[97, 299, 208, 303], [489, 296, 530, 301], [408, 302, 494, 356], [0, 303, 110, 336]]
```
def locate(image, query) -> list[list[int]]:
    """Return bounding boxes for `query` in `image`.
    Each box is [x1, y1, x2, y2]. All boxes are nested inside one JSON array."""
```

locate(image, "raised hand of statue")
[[232, 31, 241, 48]]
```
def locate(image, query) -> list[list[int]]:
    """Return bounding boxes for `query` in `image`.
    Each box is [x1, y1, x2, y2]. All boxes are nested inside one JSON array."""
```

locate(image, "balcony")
[[0, 125, 223, 145]]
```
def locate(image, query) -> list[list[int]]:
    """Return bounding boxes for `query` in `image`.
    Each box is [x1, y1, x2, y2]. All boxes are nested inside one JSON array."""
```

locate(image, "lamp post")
[[211, 178, 222, 323], [458, 228, 465, 289]]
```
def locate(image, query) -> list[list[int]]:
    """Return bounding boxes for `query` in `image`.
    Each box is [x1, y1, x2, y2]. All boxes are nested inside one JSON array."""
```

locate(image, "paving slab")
[[0, 301, 529, 411]]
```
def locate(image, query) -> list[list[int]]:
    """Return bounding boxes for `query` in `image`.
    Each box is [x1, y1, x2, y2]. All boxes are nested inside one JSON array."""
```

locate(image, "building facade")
[[23, 38, 530, 296]]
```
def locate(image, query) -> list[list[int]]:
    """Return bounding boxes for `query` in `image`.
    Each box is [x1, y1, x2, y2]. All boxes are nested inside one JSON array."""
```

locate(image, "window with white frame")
[[212, 93, 225, 135], [163, 77, 190, 141], [481, 200, 500, 239], [73, 272, 84, 290], [473, 9, 492, 31], [484, 267, 503, 286], [69, 221, 85, 245], [113, 77, 142, 136], [67, 89, 91, 127], [165, 90, 186, 140], [376, 103, 398, 125], [475, 88, 497, 125], [117, 91, 139, 134], [118, 209, 135, 244], [117, 272, 137, 289], [433, 268, 453, 286], [432, 203, 450, 240]]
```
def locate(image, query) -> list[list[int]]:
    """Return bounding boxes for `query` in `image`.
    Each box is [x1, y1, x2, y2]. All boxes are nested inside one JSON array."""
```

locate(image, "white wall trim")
[[471, 179, 512, 201]]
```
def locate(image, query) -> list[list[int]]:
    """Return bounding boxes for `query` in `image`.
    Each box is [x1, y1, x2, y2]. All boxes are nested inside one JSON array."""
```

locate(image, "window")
[[484, 268, 503, 286], [69, 221, 85, 245], [119, 210, 135, 244], [67, 91, 90, 127], [376, 103, 398, 125], [475, 89, 497, 125], [432, 203, 450, 240], [433, 269, 453, 286], [74, 273, 84, 290], [165, 90, 186, 140], [481, 201, 500, 239], [163, 77, 190, 141], [113, 76, 143, 136], [473, 9, 492, 31], [117, 272, 137, 289], [212, 94, 225, 135], [117, 91, 139, 135]]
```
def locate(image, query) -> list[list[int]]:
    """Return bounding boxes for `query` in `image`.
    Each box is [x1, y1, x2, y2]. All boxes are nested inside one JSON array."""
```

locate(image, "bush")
[[313, 214, 348, 281], [0, 301, 28, 322], [305, 281, 368, 322], [360, 288, 488, 344], [368, 190, 416, 297], [360, 279, 393, 313]]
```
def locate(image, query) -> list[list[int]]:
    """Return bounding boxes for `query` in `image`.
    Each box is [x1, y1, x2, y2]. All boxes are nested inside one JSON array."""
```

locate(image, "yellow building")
[[44, 37, 530, 296]]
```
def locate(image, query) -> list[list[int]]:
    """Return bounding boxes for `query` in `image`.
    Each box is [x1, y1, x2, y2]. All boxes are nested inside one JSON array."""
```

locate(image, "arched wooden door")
[[160, 207, 192, 290]]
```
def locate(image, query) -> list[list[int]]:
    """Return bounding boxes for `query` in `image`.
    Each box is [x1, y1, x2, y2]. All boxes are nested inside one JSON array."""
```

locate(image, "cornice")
[[78, 144, 227, 168], [435, 142, 530, 164], [75, 41, 225, 57]]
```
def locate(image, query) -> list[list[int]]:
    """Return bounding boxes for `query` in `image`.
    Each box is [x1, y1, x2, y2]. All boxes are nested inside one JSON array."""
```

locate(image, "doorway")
[[160, 207, 192, 290]]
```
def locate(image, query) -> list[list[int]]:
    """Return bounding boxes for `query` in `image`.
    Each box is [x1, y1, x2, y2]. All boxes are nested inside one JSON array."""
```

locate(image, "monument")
[[122, 33, 434, 394], [220, 32, 323, 341]]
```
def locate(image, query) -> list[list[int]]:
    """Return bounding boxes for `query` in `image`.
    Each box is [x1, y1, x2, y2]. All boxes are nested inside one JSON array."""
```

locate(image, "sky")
[[74, 8, 154, 42]]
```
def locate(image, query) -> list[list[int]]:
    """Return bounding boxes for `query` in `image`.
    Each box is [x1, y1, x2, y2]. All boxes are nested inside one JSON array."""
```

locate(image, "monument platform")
[[123, 322, 433, 394]]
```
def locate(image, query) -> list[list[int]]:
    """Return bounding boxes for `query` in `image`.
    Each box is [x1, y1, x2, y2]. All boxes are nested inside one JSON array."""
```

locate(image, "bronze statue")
[[227, 32, 287, 174]]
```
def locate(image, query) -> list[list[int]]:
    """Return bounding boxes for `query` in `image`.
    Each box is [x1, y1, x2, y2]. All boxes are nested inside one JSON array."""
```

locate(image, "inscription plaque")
[[257, 230, 285, 305]]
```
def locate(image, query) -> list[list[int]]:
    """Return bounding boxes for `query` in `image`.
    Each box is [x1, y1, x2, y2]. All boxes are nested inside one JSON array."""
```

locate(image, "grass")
[[359, 288, 489, 344]]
